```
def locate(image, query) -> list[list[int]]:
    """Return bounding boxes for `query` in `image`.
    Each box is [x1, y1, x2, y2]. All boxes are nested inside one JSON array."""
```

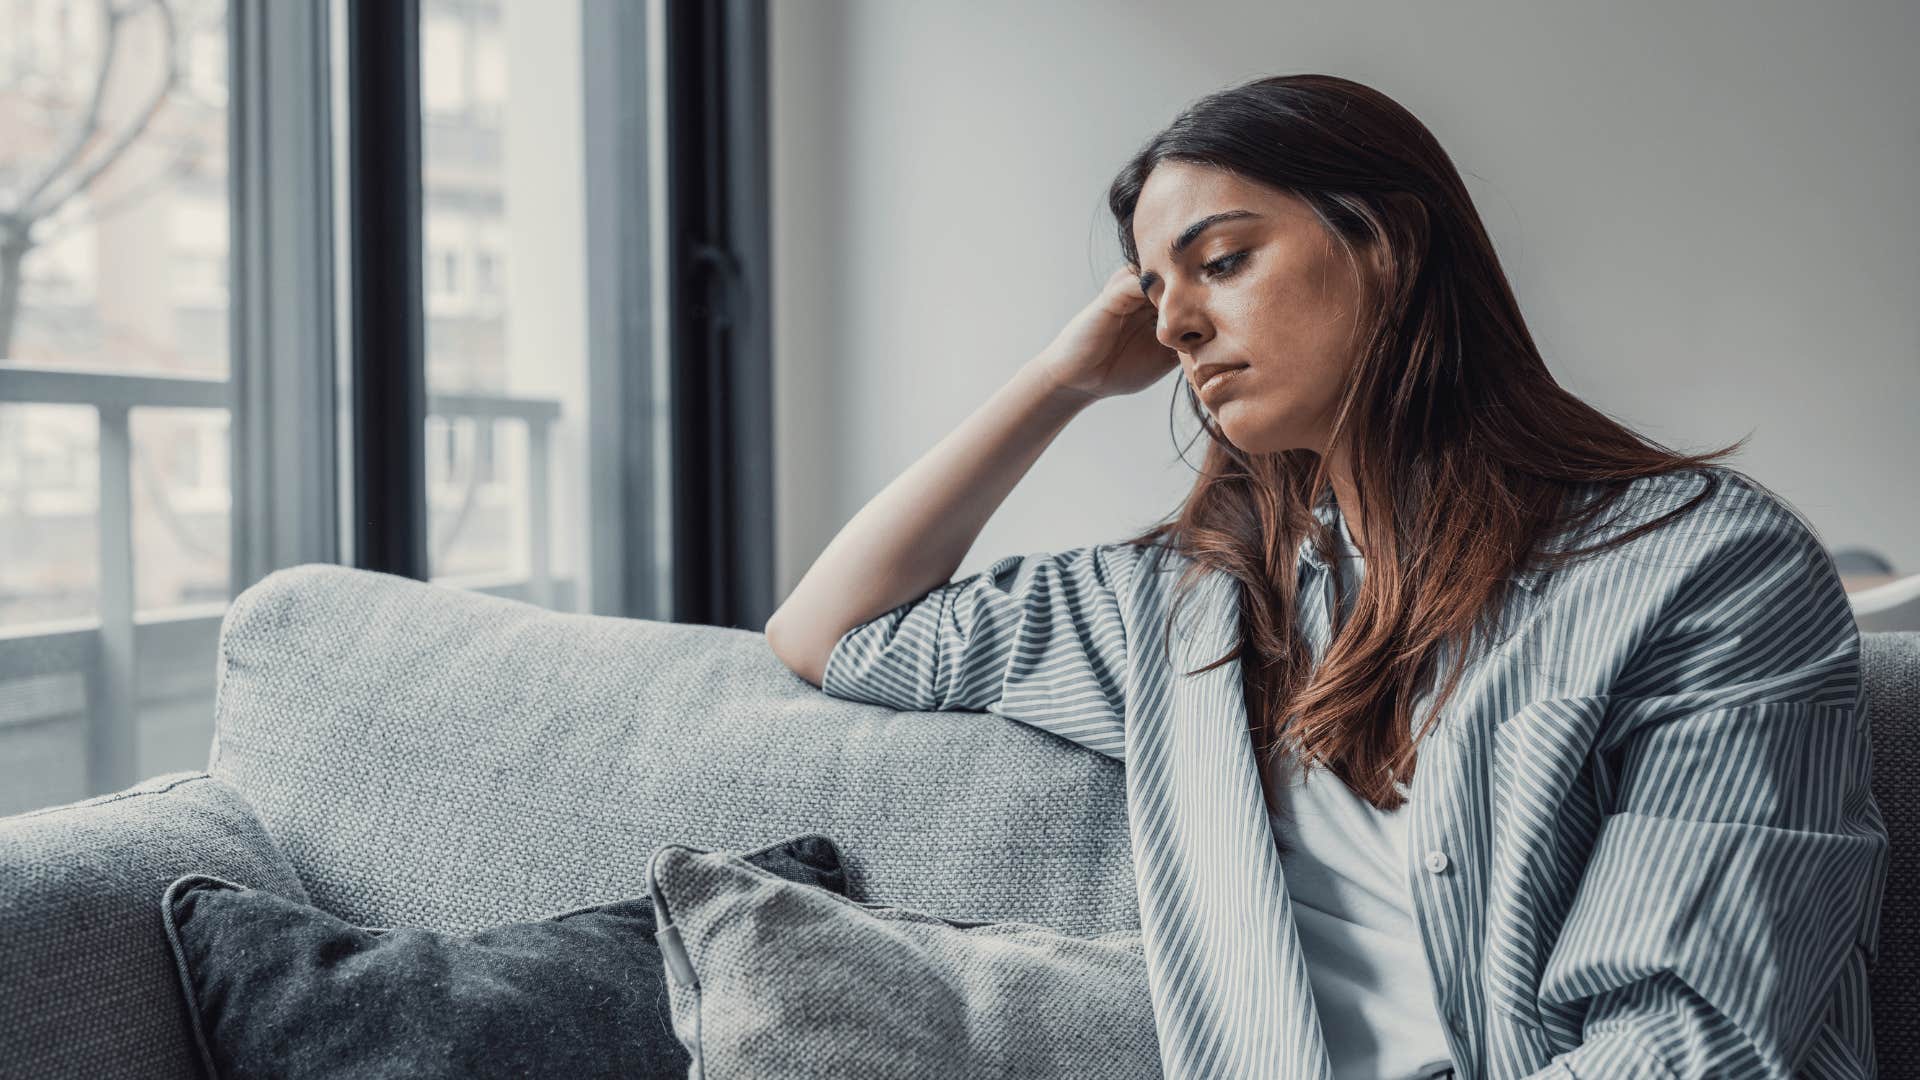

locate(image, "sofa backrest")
[[206, 564, 1139, 938]]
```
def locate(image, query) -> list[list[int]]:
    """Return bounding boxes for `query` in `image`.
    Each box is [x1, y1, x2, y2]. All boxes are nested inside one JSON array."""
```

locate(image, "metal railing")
[[427, 390, 562, 609], [0, 361, 562, 801]]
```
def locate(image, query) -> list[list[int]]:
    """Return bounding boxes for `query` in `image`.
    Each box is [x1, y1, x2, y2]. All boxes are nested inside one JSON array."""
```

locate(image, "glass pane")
[[0, 0, 231, 376], [0, 0, 231, 813], [130, 406, 230, 613], [426, 412, 519, 580], [0, 672, 89, 817], [134, 606, 222, 782], [0, 402, 99, 627], [420, 0, 590, 613]]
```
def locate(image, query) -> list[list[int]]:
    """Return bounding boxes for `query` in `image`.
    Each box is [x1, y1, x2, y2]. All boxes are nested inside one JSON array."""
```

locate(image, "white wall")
[[770, 0, 1920, 598]]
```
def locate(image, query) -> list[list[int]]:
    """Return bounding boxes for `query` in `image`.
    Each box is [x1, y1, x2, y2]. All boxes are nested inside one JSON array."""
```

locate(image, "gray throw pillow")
[[161, 834, 848, 1079], [646, 843, 1163, 1079]]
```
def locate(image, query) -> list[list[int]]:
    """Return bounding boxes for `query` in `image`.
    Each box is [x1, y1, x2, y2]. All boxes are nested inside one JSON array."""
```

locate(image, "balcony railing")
[[0, 361, 564, 810]]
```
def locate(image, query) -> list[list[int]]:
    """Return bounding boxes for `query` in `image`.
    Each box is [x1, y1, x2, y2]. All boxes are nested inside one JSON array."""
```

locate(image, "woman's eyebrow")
[[1137, 209, 1263, 296]]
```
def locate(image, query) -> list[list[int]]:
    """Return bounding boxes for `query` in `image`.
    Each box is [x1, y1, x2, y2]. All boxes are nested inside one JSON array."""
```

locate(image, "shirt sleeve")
[[817, 543, 1132, 761], [1524, 499, 1890, 1078]]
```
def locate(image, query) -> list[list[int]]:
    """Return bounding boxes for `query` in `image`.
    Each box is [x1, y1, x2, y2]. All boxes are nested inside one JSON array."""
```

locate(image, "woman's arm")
[[767, 356, 1093, 688], [814, 543, 1136, 760]]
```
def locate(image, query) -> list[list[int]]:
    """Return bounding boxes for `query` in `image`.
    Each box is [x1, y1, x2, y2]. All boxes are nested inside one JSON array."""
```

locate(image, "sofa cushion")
[[160, 834, 848, 1080], [207, 564, 1136, 938], [0, 771, 310, 1080], [646, 842, 1162, 1079]]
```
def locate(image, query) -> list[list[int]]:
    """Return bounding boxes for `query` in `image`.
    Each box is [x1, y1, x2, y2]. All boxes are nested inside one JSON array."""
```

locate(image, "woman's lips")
[[1198, 365, 1249, 401]]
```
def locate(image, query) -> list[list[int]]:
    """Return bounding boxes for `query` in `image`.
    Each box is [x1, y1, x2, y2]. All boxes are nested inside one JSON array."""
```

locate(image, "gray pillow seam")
[[11, 772, 212, 821], [160, 872, 248, 1080]]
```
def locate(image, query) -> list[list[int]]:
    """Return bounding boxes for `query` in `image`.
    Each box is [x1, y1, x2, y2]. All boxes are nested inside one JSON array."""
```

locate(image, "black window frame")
[[334, 0, 777, 628]]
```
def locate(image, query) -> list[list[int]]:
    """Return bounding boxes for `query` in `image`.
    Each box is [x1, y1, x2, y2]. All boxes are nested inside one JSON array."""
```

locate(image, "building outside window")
[[1, 0, 611, 815]]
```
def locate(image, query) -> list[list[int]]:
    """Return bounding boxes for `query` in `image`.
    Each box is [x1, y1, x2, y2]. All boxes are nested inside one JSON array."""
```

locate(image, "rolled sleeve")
[[1527, 501, 1889, 1078], [819, 544, 1132, 760]]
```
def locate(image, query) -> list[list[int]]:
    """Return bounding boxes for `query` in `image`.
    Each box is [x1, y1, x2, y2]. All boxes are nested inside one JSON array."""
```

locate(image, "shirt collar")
[[1295, 498, 1358, 575], [1297, 498, 1548, 595]]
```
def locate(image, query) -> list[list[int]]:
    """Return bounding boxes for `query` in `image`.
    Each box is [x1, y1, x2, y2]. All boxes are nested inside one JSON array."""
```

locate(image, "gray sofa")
[[2, 563, 1915, 1077]]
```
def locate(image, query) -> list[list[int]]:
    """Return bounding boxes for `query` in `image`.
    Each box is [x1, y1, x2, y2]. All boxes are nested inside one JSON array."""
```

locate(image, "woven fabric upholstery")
[[646, 843, 1160, 1079], [0, 771, 310, 1080], [1865, 630, 1920, 1067], [206, 564, 1138, 938]]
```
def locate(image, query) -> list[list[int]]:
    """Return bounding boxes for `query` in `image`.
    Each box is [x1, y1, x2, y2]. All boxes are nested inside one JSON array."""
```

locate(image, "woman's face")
[[1130, 162, 1379, 455]]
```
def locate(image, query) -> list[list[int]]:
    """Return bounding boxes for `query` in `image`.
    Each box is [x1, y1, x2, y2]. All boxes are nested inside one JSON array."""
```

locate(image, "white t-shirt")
[[1268, 505, 1455, 1080], [1269, 769, 1456, 1080]]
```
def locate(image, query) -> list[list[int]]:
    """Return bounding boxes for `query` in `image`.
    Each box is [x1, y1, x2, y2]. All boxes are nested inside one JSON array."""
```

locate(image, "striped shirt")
[[820, 468, 1890, 1078]]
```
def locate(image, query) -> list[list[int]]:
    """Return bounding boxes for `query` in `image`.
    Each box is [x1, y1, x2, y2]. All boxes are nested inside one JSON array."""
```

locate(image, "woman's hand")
[[1032, 265, 1182, 403]]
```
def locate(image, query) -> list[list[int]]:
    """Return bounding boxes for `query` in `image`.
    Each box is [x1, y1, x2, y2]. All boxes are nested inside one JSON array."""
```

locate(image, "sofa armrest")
[[0, 771, 312, 1079]]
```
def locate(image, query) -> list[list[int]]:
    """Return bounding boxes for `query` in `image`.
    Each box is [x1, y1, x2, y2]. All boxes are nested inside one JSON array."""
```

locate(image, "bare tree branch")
[[0, 226, 27, 357], [27, 0, 181, 219], [33, 139, 207, 248], [12, 0, 125, 213], [0, 0, 184, 356]]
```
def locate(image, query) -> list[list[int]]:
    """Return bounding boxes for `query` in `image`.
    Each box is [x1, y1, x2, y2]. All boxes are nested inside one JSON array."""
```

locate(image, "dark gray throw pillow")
[[160, 834, 847, 1080]]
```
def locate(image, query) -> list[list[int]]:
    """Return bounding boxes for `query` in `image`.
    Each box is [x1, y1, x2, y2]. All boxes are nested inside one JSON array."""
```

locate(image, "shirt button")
[[1423, 849, 1450, 874]]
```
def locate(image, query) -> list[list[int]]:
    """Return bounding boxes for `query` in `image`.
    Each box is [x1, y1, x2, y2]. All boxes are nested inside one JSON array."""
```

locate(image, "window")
[[419, 0, 595, 606], [420, 11, 467, 118], [3, 0, 693, 818], [170, 195, 231, 308], [0, 0, 234, 815], [474, 249, 500, 299], [427, 242, 464, 309]]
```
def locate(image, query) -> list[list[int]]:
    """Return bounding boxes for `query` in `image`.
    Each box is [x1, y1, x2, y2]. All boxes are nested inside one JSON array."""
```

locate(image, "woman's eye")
[[1202, 252, 1248, 279]]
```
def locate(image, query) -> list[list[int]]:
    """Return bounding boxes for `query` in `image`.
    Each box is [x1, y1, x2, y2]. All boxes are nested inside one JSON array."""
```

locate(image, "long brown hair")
[[1107, 73, 1747, 821]]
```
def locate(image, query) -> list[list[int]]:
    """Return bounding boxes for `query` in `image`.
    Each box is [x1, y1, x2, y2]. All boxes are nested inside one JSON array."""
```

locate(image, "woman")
[[767, 74, 1888, 1079]]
